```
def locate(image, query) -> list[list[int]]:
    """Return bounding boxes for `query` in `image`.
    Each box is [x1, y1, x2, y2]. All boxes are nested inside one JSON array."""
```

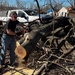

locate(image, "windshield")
[[24, 10, 38, 16]]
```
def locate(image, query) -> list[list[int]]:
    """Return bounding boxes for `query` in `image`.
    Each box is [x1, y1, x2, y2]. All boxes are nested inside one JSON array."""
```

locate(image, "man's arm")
[[6, 29, 16, 35]]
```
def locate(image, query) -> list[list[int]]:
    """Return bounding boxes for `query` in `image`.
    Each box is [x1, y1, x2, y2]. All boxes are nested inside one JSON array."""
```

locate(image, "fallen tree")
[[15, 17, 74, 62]]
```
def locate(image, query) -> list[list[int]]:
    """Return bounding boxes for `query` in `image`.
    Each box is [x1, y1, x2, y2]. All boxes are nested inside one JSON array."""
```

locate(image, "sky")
[[7, 0, 70, 7], [7, 0, 46, 8], [8, 0, 44, 6]]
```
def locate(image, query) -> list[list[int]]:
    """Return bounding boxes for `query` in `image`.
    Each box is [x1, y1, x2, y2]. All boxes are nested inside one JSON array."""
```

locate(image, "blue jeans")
[[0, 34, 16, 65]]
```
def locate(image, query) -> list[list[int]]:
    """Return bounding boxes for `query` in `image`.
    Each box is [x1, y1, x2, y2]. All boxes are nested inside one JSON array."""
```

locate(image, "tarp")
[[47, 8, 53, 13]]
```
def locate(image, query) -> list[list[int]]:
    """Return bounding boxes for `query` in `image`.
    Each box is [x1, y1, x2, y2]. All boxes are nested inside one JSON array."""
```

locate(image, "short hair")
[[10, 11, 17, 17]]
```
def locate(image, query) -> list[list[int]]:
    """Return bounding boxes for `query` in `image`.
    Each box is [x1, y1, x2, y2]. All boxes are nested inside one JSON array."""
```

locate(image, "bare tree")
[[16, 0, 26, 9], [47, 0, 65, 11], [0, 0, 2, 10], [29, 2, 37, 9], [67, 0, 75, 8], [0, 0, 9, 10], [39, 0, 65, 11]]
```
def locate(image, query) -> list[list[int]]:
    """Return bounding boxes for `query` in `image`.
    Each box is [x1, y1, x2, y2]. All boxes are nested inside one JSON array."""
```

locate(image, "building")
[[57, 7, 69, 17]]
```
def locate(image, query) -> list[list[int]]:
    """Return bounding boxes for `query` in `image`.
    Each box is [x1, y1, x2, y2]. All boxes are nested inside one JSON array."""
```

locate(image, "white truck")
[[0, 9, 40, 25]]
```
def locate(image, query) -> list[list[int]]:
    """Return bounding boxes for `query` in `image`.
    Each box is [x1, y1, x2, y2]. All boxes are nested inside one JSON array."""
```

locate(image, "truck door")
[[17, 11, 28, 23]]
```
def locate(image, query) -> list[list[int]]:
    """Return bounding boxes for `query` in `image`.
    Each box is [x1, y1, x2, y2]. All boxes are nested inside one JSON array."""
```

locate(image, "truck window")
[[18, 11, 26, 17], [24, 10, 38, 16]]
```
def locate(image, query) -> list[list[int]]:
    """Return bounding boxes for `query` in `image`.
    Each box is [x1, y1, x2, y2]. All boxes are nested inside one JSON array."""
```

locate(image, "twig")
[[55, 45, 75, 63]]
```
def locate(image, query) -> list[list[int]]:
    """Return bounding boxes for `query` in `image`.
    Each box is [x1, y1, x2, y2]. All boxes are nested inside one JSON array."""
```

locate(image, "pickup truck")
[[0, 9, 40, 25]]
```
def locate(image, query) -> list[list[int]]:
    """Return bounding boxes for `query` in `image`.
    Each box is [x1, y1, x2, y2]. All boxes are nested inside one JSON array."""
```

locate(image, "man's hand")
[[6, 29, 16, 35]]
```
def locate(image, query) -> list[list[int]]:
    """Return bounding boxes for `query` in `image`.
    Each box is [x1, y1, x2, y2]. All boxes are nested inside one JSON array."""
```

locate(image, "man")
[[0, 11, 19, 70]]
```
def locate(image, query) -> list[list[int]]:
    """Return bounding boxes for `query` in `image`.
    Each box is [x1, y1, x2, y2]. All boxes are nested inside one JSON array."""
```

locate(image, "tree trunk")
[[16, 17, 72, 61]]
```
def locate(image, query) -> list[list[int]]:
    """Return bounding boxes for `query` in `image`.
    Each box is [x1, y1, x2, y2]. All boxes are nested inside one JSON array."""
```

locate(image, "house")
[[57, 7, 69, 17]]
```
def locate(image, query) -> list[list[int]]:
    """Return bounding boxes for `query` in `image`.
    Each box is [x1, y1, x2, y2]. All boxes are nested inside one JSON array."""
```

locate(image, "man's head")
[[10, 11, 17, 21]]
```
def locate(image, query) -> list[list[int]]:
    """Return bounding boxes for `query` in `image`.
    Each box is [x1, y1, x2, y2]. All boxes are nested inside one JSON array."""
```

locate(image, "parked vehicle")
[[41, 14, 53, 24], [0, 9, 40, 25]]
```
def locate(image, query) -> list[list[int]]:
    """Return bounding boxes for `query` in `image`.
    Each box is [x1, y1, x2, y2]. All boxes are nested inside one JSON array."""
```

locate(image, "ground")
[[0, 16, 75, 75], [2, 37, 75, 75]]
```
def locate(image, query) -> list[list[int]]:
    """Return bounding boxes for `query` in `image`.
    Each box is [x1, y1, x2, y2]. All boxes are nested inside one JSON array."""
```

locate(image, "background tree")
[[16, 0, 26, 9], [46, 0, 64, 11], [29, 2, 37, 9], [0, 0, 9, 10], [67, 0, 75, 9]]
